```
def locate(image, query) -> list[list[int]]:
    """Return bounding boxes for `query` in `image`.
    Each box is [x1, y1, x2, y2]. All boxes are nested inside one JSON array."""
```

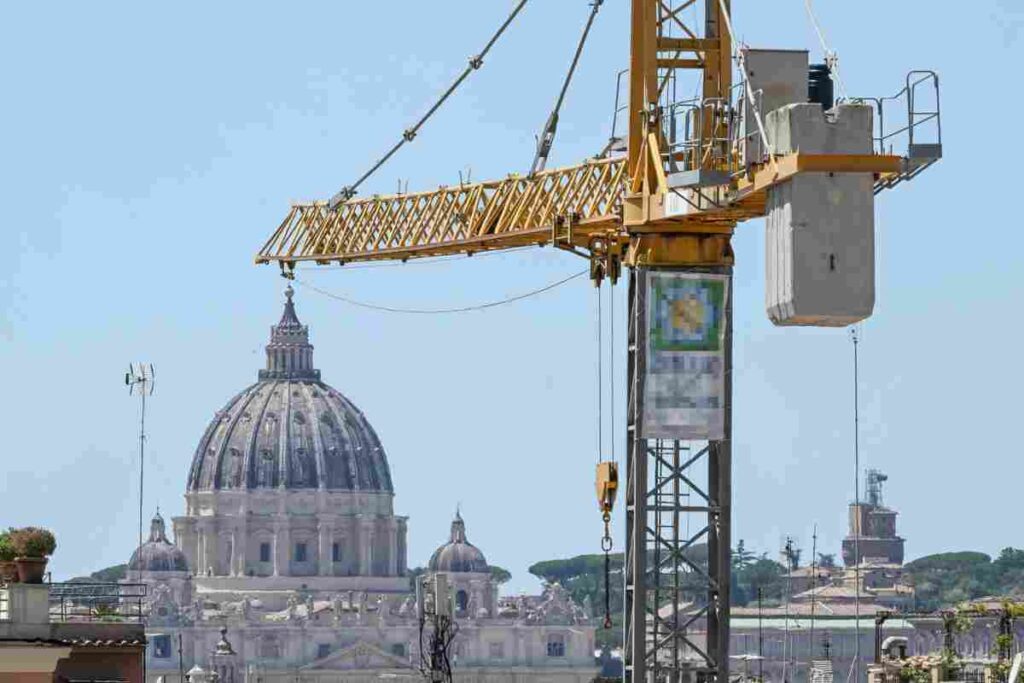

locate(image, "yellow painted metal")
[[596, 461, 619, 517], [257, 158, 627, 267], [737, 153, 904, 197], [254, 1, 904, 278], [256, 153, 901, 271]]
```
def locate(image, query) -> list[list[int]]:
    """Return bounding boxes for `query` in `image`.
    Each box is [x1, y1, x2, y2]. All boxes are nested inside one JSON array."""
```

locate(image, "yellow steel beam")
[[627, 0, 659, 181], [256, 151, 903, 271], [657, 37, 719, 53], [256, 158, 627, 266], [657, 58, 704, 69], [736, 153, 903, 196]]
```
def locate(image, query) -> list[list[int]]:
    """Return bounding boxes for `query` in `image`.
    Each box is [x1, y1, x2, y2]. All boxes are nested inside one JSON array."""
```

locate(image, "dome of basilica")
[[186, 286, 393, 493], [428, 511, 489, 573], [129, 513, 189, 572]]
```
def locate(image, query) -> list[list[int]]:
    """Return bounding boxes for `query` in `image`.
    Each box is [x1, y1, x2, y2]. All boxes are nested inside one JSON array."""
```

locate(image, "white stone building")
[[125, 288, 597, 683]]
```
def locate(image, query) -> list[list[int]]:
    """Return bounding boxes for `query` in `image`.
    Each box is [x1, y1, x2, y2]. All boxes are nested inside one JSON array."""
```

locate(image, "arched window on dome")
[[456, 590, 469, 613]]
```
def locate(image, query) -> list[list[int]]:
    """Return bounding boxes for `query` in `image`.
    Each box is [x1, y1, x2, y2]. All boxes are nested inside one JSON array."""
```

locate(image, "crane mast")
[[255, 2, 941, 682]]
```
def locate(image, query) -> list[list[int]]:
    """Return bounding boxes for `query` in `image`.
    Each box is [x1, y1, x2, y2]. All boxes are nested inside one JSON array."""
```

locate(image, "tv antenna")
[[125, 363, 155, 566]]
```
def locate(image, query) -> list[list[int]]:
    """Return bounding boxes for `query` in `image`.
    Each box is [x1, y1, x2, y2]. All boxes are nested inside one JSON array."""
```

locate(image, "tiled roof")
[[15, 637, 145, 648]]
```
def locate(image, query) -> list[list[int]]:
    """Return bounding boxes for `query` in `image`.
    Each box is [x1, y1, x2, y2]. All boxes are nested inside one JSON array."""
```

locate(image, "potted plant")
[[9, 527, 56, 584], [0, 531, 17, 583]]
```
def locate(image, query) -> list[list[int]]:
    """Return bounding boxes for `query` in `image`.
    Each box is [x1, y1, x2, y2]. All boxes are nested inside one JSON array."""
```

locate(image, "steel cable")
[[597, 283, 603, 463], [296, 269, 586, 315], [716, 0, 775, 159], [329, 1, 530, 209], [803, 0, 848, 100], [529, 0, 604, 176]]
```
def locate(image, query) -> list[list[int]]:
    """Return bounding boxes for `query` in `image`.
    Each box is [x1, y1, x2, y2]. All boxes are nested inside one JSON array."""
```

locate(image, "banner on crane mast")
[[641, 271, 728, 440]]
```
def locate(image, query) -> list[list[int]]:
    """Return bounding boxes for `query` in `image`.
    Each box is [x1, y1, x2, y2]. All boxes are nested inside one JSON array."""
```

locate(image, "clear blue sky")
[[1, 1, 1021, 591]]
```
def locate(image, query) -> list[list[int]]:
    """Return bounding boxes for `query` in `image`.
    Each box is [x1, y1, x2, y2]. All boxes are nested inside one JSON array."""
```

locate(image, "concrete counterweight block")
[[765, 103, 876, 326]]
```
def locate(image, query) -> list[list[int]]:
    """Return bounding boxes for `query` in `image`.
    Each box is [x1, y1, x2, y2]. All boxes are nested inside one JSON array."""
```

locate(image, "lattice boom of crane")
[[257, 157, 630, 267]]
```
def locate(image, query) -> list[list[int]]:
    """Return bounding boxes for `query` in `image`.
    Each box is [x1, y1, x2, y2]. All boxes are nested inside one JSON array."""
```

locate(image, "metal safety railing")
[[48, 581, 147, 623], [604, 69, 631, 157], [731, 81, 770, 174], [658, 80, 766, 184], [609, 65, 940, 197], [843, 70, 942, 191], [663, 97, 735, 174]]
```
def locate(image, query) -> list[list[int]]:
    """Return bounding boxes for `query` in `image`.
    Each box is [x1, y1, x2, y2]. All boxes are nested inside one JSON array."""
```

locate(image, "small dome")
[[129, 513, 188, 572], [428, 511, 488, 573]]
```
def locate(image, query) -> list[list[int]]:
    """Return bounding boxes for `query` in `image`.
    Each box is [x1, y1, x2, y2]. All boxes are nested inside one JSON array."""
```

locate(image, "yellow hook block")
[[596, 461, 619, 518]]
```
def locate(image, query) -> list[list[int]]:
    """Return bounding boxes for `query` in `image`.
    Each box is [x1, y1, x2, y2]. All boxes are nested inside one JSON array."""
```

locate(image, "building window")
[[391, 643, 406, 657], [295, 542, 308, 562], [259, 542, 271, 563], [317, 643, 331, 659], [332, 542, 341, 562], [489, 642, 504, 659], [456, 589, 469, 612], [260, 636, 280, 659], [546, 634, 566, 658], [152, 634, 171, 659]]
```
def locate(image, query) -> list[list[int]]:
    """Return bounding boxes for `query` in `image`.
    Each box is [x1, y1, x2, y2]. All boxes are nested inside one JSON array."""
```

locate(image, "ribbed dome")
[[129, 513, 189, 572], [186, 287, 393, 492], [429, 512, 488, 573]]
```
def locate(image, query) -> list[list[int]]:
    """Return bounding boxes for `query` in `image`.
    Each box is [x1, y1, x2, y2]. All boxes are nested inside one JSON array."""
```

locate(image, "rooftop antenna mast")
[[849, 327, 861, 683], [125, 363, 155, 567]]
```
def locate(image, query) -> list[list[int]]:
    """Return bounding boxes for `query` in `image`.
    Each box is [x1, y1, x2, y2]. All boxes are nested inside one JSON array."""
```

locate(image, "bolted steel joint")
[[328, 186, 356, 211]]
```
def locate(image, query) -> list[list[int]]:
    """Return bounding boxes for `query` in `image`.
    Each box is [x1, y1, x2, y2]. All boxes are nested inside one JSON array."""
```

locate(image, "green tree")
[[732, 555, 787, 606], [904, 552, 995, 611], [733, 540, 756, 570], [529, 553, 625, 650], [489, 565, 512, 585]]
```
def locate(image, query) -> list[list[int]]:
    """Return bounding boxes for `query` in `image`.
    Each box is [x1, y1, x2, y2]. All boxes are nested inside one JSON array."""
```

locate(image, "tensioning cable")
[[529, 0, 604, 176], [329, 1, 530, 209], [296, 269, 586, 315]]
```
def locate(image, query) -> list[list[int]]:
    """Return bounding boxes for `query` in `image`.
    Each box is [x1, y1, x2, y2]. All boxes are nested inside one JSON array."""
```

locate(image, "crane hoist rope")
[[529, 0, 605, 177], [596, 284, 603, 465], [594, 280, 618, 631], [328, 1, 530, 210]]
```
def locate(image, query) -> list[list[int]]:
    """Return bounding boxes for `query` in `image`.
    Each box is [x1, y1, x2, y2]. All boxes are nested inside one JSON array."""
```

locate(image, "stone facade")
[[125, 289, 597, 682]]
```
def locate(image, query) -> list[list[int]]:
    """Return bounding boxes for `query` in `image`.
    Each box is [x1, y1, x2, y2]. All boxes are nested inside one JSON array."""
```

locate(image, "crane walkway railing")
[[844, 70, 942, 193]]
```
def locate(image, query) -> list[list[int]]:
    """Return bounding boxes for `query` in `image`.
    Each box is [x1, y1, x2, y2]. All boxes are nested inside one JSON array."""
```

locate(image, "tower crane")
[[254, 2, 942, 681]]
